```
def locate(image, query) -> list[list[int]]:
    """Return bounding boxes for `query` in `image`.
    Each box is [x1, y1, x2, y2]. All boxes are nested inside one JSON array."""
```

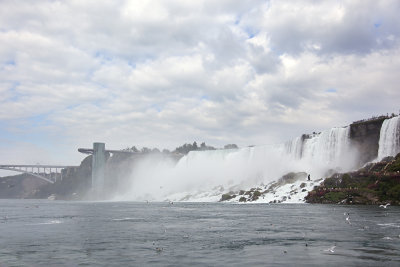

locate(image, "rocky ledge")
[[219, 172, 323, 203], [305, 153, 400, 205]]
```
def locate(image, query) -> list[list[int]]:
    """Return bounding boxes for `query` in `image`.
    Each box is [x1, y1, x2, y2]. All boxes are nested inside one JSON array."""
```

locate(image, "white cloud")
[[0, 0, 399, 165]]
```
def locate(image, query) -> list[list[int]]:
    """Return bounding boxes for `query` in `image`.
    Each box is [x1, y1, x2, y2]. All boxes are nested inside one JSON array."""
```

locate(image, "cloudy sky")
[[1, 0, 400, 166]]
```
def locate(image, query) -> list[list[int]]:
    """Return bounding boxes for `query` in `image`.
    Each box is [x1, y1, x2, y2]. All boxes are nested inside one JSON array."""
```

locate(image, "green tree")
[[224, 144, 238, 149]]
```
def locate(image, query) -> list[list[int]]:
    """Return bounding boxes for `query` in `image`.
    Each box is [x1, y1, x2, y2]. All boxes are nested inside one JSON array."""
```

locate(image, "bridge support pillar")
[[92, 142, 106, 198]]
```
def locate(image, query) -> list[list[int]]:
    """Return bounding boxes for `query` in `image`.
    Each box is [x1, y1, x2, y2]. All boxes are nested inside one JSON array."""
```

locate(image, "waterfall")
[[301, 127, 351, 170], [116, 126, 356, 202], [378, 116, 400, 160], [284, 136, 303, 159]]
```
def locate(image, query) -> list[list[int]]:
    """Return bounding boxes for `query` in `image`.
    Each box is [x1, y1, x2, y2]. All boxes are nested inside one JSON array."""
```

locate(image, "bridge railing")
[[0, 165, 78, 184]]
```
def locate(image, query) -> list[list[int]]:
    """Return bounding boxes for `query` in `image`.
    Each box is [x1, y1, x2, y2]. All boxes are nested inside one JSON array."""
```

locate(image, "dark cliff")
[[35, 155, 93, 199], [349, 117, 387, 165], [0, 156, 92, 200], [0, 173, 47, 199]]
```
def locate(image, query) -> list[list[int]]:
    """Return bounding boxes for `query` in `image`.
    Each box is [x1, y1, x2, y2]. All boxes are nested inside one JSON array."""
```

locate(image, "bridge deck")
[[0, 165, 77, 168]]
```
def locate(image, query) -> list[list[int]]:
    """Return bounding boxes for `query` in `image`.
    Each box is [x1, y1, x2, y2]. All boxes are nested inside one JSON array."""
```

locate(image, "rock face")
[[305, 153, 400, 205], [349, 117, 387, 165], [104, 153, 145, 199], [0, 174, 47, 199], [0, 156, 92, 200]]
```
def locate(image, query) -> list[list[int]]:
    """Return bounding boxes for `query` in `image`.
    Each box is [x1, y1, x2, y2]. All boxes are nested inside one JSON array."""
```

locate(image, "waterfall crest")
[[378, 116, 400, 160]]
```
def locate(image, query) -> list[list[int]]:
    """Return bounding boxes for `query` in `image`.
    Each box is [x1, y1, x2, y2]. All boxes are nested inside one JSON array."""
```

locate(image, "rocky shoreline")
[[218, 172, 323, 204]]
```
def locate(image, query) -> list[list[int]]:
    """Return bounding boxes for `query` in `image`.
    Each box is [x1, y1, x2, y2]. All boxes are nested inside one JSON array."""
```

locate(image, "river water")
[[0, 200, 399, 266]]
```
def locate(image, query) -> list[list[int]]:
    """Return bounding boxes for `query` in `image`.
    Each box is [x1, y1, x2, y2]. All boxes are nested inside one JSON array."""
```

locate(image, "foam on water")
[[27, 219, 63, 225], [377, 223, 400, 228]]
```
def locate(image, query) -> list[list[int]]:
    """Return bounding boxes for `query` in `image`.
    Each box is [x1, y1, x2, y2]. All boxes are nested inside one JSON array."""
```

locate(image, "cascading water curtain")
[[378, 116, 400, 160]]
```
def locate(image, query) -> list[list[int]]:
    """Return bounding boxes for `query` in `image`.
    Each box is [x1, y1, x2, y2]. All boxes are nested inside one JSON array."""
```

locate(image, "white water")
[[115, 126, 357, 202], [378, 116, 400, 160], [301, 127, 352, 172]]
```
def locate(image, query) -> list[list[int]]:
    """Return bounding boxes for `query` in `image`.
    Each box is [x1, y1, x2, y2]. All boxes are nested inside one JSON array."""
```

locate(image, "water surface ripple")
[[0, 200, 399, 266]]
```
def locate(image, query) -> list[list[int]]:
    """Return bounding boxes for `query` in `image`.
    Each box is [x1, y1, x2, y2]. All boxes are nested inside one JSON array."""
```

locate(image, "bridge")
[[0, 164, 77, 184]]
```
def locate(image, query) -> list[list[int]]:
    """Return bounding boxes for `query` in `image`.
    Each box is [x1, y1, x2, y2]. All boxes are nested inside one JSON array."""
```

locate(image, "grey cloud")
[[248, 45, 281, 74], [0, 0, 400, 163], [243, 0, 400, 55]]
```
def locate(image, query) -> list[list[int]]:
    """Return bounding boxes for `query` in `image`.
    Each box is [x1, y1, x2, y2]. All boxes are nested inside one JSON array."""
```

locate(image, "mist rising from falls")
[[378, 116, 400, 160], [115, 126, 357, 202]]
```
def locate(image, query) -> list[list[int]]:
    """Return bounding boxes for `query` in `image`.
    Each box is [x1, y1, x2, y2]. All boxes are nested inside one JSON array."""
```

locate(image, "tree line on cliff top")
[[124, 142, 238, 155]]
